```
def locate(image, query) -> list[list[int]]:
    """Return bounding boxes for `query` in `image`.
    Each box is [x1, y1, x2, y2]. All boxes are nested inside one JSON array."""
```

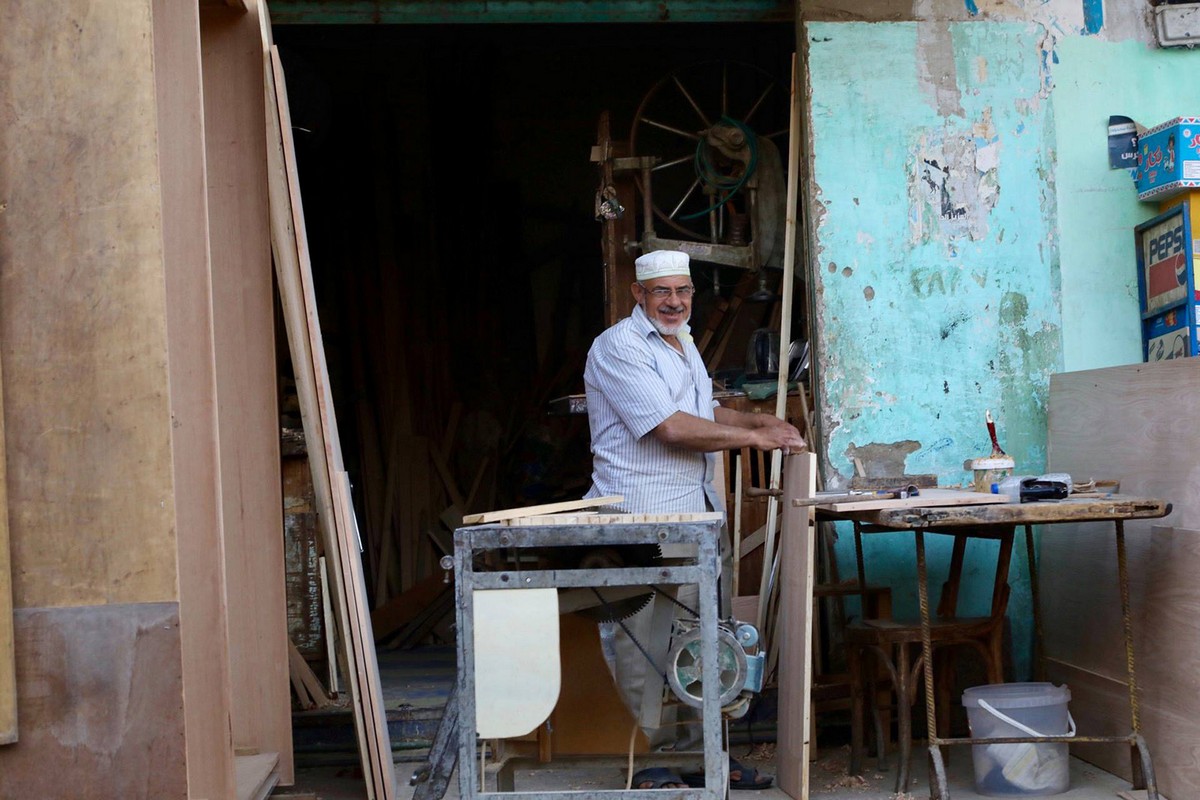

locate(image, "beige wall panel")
[[0, 603, 188, 799], [0, 1, 178, 608], [1046, 359, 1200, 800], [201, 0, 293, 782]]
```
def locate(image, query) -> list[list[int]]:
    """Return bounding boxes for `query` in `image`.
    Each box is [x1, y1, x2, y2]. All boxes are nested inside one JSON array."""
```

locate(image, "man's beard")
[[644, 301, 690, 337]]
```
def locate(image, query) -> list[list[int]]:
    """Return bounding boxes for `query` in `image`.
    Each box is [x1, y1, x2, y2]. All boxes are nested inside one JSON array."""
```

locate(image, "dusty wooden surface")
[[1045, 359, 1198, 800], [0, 0, 177, 610], [201, 0, 293, 782], [821, 496, 1169, 529]]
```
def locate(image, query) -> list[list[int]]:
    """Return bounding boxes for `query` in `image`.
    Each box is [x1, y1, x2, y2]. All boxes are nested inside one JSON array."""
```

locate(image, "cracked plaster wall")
[[806, 19, 1061, 679], [805, 6, 1200, 680]]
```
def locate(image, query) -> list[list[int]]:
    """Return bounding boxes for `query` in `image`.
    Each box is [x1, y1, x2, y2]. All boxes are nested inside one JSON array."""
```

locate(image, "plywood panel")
[[152, 0, 236, 797], [0, 603, 188, 799], [200, 0, 293, 782], [0, 0, 178, 608], [1046, 359, 1200, 800]]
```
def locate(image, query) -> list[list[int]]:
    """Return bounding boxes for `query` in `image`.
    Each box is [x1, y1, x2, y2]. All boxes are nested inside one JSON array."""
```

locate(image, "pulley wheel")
[[666, 627, 747, 709]]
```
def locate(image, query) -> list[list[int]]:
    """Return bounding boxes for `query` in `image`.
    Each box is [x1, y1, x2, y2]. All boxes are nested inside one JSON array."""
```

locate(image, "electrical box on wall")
[[1155, 3, 1200, 47]]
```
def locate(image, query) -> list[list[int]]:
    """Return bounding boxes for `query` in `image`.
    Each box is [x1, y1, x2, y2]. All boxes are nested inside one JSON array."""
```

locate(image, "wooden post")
[[777, 452, 817, 800]]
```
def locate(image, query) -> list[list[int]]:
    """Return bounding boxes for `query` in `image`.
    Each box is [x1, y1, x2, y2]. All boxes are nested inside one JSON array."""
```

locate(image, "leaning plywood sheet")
[[814, 488, 1005, 512], [0, 353, 13, 743], [260, 18, 394, 799], [1045, 359, 1199, 800], [462, 495, 622, 525]]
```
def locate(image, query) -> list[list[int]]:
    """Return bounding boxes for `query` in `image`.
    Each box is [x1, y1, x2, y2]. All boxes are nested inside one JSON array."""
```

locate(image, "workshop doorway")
[[274, 27, 801, 759]]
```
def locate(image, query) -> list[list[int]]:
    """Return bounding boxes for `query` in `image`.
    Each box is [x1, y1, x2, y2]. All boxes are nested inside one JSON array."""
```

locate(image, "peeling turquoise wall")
[[808, 21, 1063, 679], [1053, 37, 1200, 372]]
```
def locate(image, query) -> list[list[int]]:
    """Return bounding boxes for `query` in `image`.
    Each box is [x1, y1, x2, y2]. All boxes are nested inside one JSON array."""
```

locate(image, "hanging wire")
[[679, 115, 759, 221]]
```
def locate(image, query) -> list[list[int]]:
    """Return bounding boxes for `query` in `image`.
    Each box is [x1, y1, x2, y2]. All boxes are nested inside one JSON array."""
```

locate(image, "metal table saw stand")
[[453, 518, 730, 800]]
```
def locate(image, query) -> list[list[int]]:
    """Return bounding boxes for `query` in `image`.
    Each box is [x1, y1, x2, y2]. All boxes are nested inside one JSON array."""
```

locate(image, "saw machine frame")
[[453, 518, 729, 800]]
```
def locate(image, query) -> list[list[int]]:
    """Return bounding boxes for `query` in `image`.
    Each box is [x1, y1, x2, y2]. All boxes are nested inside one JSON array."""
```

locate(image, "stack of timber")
[[260, 11, 395, 799]]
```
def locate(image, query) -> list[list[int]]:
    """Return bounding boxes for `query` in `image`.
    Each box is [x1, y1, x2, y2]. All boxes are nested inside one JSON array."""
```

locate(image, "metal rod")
[[642, 117, 702, 141], [1115, 519, 1140, 734], [669, 178, 701, 220], [1024, 524, 1046, 681], [652, 153, 693, 172], [673, 75, 711, 128], [742, 83, 774, 127], [916, 530, 939, 755], [642, 165, 655, 237]]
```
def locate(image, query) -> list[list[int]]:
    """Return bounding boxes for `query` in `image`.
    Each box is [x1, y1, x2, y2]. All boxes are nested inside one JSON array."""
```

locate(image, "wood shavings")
[[823, 774, 868, 790], [740, 741, 775, 762]]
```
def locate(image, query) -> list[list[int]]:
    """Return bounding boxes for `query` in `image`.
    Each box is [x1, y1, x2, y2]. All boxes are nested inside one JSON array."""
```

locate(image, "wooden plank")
[[234, 752, 280, 800], [200, 0, 292, 782], [261, 22, 394, 798], [0, 351, 13, 743], [505, 511, 725, 526], [152, 1, 237, 797], [333, 471, 397, 798], [1045, 359, 1200, 800], [777, 452, 817, 800], [462, 496, 623, 525], [816, 488, 1005, 512]]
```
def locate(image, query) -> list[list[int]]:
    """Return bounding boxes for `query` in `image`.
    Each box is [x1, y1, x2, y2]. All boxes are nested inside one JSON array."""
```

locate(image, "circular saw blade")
[[546, 544, 661, 622]]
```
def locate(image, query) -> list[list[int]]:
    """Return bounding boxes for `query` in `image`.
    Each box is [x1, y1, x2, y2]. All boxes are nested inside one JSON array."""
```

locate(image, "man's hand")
[[751, 421, 806, 455]]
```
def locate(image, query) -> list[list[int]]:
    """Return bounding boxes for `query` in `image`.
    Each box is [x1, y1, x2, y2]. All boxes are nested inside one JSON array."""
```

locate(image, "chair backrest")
[[935, 529, 1015, 622]]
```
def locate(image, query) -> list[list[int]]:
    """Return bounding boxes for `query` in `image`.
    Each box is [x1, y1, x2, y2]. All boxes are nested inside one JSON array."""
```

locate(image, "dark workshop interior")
[[275, 20, 799, 603]]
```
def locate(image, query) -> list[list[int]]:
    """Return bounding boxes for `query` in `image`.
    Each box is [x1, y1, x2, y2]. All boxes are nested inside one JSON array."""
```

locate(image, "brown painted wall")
[[0, 605, 188, 799]]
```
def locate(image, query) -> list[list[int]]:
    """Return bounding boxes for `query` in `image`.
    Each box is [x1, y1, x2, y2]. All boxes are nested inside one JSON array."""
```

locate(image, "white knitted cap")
[[635, 250, 690, 281]]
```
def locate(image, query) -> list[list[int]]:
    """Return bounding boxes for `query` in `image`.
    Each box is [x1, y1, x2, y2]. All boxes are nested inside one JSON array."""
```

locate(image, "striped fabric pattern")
[[583, 304, 722, 514]]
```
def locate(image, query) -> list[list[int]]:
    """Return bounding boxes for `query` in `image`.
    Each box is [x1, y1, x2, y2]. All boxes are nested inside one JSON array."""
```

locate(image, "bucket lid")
[[962, 682, 1070, 709]]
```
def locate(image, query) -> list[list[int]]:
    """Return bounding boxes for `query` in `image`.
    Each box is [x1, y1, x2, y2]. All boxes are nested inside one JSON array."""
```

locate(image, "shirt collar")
[[631, 303, 694, 345]]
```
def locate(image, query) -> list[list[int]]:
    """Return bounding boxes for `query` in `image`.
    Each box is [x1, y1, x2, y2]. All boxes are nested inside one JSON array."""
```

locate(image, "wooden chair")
[[846, 523, 1015, 793]]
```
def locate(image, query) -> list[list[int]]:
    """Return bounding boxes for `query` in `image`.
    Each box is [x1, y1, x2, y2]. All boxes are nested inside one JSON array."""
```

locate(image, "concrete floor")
[[284, 745, 1136, 800]]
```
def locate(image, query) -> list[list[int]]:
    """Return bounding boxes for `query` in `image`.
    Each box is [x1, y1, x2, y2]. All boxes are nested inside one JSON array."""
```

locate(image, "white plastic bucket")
[[962, 683, 1074, 797]]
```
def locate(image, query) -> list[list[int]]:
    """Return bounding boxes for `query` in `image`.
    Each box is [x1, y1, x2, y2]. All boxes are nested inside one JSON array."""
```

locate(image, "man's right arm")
[[652, 411, 805, 454]]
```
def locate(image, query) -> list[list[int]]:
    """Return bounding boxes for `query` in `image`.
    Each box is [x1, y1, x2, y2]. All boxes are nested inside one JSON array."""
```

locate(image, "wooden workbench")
[[816, 495, 1172, 800]]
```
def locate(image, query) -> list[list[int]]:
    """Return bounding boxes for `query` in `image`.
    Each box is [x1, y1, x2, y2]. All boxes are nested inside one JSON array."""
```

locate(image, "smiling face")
[[632, 275, 694, 338]]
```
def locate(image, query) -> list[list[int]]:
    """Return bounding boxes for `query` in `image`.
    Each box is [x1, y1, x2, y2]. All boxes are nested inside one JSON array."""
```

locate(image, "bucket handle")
[[977, 699, 1076, 739]]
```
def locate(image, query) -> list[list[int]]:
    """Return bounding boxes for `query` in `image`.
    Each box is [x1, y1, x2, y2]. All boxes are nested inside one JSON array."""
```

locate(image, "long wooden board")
[[777, 452, 817, 800], [814, 488, 1006, 512], [504, 511, 724, 526], [462, 495, 622, 525], [200, 0, 292, 781], [260, 17, 395, 798], [0, 350, 13, 743]]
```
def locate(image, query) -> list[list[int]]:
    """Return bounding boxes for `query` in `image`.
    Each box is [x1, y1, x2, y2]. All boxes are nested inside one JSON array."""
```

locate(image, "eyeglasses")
[[640, 283, 695, 299]]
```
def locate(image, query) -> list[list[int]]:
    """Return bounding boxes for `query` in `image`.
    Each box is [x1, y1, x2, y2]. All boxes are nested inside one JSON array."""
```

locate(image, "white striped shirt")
[[583, 304, 723, 514]]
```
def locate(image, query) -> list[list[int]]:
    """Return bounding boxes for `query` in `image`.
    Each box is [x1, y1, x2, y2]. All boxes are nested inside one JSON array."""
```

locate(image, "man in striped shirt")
[[582, 249, 804, 790], [584, 249, 804, 514]]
